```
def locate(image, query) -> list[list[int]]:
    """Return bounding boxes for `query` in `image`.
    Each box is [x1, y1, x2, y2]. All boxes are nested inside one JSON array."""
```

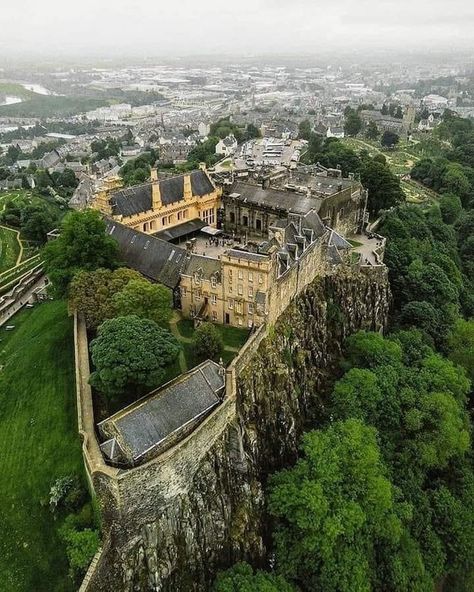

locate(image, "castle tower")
[[151, 169, 162, 210], [402, 105, 416, 139]]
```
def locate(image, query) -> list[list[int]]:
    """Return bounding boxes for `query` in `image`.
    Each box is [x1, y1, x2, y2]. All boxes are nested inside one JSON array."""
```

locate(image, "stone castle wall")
[[78, 263, 390, 592]]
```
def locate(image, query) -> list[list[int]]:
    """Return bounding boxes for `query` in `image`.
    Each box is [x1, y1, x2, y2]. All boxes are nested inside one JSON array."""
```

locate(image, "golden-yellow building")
[[179, 249, 272, 329], [93, 167, 221, 236]]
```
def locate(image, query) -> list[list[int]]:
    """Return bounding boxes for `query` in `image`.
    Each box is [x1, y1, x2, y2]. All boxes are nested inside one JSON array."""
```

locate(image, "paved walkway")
[[349, 234, 382, 266]]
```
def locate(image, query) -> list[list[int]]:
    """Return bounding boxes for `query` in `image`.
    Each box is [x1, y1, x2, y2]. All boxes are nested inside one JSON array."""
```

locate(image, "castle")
[[99, 165, 374, 329], [77, 164, 388, 591]]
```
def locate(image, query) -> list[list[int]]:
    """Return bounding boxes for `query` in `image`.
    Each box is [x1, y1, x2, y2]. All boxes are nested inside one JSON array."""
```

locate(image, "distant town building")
[[215, 134, 238, 157]]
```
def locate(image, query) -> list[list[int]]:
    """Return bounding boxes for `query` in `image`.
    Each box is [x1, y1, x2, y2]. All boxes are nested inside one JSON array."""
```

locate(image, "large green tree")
[[43, 209, 119, 297], [69, 267, 142, 330], [113, 278, 173, 327], [89, 315, 180, 399], [269, 418, 426, 592], [213, 563, 297, 592]]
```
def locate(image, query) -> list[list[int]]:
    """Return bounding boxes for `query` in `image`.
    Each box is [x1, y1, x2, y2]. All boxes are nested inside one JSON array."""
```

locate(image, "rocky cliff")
[[87, 267, 390, 592]]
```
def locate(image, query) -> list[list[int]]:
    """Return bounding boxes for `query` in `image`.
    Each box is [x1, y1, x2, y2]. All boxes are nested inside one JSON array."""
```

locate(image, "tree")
[[298, 119, 312, 141], [439, 194, 463, 224], [344, 109, 362, 137], [60, 526, 99, 580], [193, 322, 224, 361], [269, 419, 417, 592], [365, 121, 379, 140], [69, 267, 142, 330], [330, 368, 382, 421], [343, 330, 403, 371], [89, 315, 180, 399], [42, 209, 119, 297], [113, 278, 173, 327], [213, 563, 297, 592], [381, 131, 400, 148], [360, 158, 404, 214], [448, 319, 474, 384]]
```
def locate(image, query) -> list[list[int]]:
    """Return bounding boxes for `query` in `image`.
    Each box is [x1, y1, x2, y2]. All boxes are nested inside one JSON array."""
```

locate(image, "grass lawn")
[[0, 300, 83, 592], [174, 318, 249, 369], [0, 225, 20, 273]]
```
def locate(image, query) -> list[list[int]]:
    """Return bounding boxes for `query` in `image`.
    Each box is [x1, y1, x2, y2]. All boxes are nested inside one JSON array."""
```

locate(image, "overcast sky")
[[1, 0, 473, 58]]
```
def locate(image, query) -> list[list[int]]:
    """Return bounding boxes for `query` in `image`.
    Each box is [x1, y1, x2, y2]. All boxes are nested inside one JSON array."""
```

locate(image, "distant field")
[[0, 82, 36, 101], [0, 95, 109, 117], [0, 301, 82, 592]]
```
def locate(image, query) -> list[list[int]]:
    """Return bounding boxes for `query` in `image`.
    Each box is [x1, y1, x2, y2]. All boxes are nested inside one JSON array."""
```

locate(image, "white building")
[[216, 134, 238, 157], [326, 126, 345, 139], [198, 122, 210, 137]]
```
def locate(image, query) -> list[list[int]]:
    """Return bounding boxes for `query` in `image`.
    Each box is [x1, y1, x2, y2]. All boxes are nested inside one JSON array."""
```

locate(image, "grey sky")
[[1, 0, 472, 58]]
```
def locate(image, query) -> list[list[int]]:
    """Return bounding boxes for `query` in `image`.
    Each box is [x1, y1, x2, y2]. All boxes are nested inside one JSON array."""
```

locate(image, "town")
[[1, 4, 474, 591]]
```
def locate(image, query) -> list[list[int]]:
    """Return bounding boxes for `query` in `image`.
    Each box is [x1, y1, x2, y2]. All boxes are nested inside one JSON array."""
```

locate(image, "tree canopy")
[[43, 210, 119, 298], [89, 315, 180, 400]]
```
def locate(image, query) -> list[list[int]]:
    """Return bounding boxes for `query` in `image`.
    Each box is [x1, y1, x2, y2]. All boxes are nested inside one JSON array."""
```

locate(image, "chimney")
[[151, 170, 162, 210], [184, 174, 192, 200]]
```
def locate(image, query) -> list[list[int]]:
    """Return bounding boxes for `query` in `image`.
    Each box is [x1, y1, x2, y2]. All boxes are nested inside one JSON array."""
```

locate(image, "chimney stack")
[[151, 169, 161, 209]]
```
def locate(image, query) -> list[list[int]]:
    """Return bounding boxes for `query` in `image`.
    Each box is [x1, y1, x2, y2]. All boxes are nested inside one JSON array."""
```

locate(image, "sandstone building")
[[93, 167, 221, 238]]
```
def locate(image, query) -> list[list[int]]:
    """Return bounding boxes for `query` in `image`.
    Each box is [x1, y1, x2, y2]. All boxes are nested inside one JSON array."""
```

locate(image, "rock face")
[[88, 267, 390, 592]]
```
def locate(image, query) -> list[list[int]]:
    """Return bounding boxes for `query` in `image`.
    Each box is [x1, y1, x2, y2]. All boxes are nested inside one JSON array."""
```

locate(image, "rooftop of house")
[[110, 169, 215, 218], [226, 181, 318, 215], [104, 219, 188, 288], [98, 360, 225, 465]]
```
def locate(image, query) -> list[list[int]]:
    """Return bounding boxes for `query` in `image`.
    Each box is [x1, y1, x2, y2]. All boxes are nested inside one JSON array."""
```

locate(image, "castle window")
[[211, 276, 217, 288], [229, 212, 235, 224], [238, 284, 243, 295], [228, 299, 234, 309], [211, 294, 217, 305], [256, 219, 262, 231], [248, 272, 253, 283], [259, 274, 264, 284], [143, 222, 149, 232], [248, 303, 254, 314], [162, 217, 167, 226], [238, 270, 243, 280], [212, 311, 217, 321], [248, 287, 254, 298]]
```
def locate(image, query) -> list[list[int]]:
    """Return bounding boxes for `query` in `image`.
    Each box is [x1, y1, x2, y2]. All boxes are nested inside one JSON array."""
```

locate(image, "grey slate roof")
[[228, 182, 317, 215], [226, 248, 270, 263], [98, 360, 225, 464], [110, 170, 215, 217], [153, 218, 205, 241], [105, 219, 188, 288], [182, 254, 221, 281]]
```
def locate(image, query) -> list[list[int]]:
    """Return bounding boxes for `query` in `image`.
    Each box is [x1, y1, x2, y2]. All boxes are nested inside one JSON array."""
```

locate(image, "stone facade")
[[92, 168, 222, 236]]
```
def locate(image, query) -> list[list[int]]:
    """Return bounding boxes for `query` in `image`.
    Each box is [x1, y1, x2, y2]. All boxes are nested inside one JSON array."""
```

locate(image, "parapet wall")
[[77, 262, 390, 592]]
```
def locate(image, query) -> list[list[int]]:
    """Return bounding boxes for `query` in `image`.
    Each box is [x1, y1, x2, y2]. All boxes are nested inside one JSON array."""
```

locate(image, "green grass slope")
[[0, 301, 82, 592]]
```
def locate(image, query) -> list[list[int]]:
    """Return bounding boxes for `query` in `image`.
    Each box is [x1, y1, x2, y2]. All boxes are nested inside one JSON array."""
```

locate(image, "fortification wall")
[[78, 264, 390, 592]]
